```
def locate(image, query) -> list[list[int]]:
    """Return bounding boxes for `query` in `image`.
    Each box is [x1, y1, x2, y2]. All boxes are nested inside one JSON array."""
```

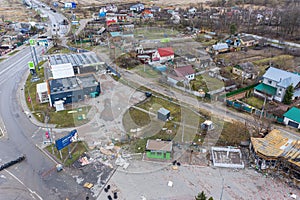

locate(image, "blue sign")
[[55, 130, 78, 150], [71, 2, 76, 8]]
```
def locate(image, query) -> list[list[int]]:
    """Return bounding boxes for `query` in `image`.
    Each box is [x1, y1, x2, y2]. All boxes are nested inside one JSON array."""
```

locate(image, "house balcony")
[[254, 83, 277, 101]]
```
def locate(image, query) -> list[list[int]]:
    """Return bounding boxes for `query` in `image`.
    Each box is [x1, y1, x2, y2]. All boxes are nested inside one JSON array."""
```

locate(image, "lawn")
[[217, 121, 250, 146], [243, 96, 264, 109], [253, 54, 293, 66], [122, 96, 206, 153], [190, 74, 224, 92], [123, 107, 151, 129], [45, 141, 88, 167], [138, 96, 182, 122], [133, 64, 161, 79], [134, 27, 179, 40]]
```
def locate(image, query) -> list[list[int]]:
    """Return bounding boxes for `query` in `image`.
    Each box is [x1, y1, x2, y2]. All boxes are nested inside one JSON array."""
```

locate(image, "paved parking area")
[[97, 160, 300, 200], [77, 74, 146, 148]]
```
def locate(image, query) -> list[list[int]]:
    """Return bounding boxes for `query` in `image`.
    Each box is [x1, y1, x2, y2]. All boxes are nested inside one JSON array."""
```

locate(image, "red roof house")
[[158, 47, 174, 57], [153, 47, 174, 63]]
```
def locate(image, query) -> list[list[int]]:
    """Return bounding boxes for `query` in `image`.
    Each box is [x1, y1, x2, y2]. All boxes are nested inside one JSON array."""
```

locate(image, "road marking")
[[32, 127, 42, 138], [0, 116, 7, 138], [4, 169, 43, 200]]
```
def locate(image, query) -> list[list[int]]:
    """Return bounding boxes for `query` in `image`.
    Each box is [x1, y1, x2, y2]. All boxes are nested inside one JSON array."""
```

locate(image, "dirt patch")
[[0, 0, 35, 22]]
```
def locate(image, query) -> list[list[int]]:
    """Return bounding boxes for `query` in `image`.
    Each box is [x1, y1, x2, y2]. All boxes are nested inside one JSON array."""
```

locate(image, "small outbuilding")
[[146, 139, 173, 160], [157, 107, 170, 121], [36, 82, 49, 103], [201, 120, 214, 131]]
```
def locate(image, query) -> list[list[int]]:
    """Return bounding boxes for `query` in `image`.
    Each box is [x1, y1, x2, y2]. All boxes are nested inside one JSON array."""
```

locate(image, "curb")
[[35, 144, 59, 165]]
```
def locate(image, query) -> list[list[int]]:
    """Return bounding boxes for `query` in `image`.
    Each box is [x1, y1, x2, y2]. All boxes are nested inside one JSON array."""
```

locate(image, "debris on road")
[[83, 182, 94, 189]]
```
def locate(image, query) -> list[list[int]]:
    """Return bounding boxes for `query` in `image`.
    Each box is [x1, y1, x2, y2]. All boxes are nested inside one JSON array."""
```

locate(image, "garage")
[[288, 120, 299, 128], [283, 107, 300, 129]]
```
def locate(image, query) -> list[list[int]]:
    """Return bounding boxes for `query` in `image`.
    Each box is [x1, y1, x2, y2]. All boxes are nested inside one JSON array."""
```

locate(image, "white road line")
[[4, 169, 43, 200], [0, 117, 7, 138], [32, 127, 42, 138]]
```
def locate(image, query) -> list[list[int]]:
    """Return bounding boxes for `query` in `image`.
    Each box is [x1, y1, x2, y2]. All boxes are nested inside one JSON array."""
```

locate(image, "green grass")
[[138, 96, 181, 122], [190, 75, 208, 92], [8, 50, 19, 56], [217, 121, 250, 146], [191, 74, 224, 92], [134, 27, 179, 40], [48, 106, 91, 128], [45, 141, 88, 167], [25, 65, 48, 114], [122, 96, 206, 152], [202, 73, 224, 91], [253, 55, 293, 66], [242, 96, 264, 109], [0, 58, 5, 62], [133, 64, 161, 79], [128, 107, 151, 127]]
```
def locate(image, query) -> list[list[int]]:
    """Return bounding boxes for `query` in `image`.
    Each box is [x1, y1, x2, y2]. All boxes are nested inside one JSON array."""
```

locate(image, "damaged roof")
[[251, 129, 300, 167]]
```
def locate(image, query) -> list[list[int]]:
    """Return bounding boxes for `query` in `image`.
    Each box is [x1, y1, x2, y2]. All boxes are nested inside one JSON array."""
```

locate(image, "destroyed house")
[[250, 129, 300, 184]]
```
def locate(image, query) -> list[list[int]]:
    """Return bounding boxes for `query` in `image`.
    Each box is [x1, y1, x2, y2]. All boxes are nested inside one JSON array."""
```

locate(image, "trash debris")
[[115, 156, 130, 169], [167, 181, 173, 187], [83, 182, 94, 189], [79, 157, 90, 166], [56, 164, 63, 172], [290, 193, 297, 199], [100, 147, 113, 156], [172, 166, 178, 170]]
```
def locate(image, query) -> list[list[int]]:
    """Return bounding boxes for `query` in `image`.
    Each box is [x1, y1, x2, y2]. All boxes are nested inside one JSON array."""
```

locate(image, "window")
[[268, 80, 272, 84]]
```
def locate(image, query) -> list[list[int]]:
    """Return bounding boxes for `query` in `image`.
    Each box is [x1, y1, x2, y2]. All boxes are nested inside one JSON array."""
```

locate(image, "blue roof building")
[[254, 67, 300, 102]]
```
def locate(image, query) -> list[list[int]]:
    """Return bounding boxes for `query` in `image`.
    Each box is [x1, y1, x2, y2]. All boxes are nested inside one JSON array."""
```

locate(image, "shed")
[[54, 100, 65, 112], [146, 139, 173, 160], [157, 108, 170, 121], [201, 120, 214, 131], [36, 82, 49, 103]]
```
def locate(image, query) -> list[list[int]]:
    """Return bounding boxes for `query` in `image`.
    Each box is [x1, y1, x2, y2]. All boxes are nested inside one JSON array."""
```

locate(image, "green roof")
[[254, 83, 277, 96], [283, 107, 300, 123]]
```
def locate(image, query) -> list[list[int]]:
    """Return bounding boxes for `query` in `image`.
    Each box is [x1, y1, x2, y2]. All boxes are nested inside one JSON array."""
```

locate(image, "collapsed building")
[[250, 129, 300, 186]]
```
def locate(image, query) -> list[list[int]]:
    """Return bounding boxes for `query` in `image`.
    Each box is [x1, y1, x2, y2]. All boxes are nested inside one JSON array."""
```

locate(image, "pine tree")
[[283, 85, 294, 105], [195, 191, 207, 200]]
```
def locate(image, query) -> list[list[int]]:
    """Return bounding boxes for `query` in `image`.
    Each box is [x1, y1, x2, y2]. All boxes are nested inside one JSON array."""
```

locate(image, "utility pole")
[[181, 119, 185, 143]]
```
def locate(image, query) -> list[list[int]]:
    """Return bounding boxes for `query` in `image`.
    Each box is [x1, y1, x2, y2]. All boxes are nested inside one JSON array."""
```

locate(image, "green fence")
[[225, 83, 259, 98], [226, 99, 284, 123]]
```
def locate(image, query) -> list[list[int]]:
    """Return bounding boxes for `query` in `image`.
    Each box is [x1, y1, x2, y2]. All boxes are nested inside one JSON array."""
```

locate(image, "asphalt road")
[[0, 4, 89, 200]]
